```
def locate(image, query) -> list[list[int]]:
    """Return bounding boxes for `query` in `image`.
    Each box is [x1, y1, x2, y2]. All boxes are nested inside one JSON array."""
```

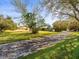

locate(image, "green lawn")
[[0, 30, 58, 44], [18, 32, 79, 59]]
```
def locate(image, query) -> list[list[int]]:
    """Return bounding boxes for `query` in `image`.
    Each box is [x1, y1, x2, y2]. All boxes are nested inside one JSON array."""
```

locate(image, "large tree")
[[11, 0, 46, 34], [23, 13, 45, 33], [41, 0, 79, 21]]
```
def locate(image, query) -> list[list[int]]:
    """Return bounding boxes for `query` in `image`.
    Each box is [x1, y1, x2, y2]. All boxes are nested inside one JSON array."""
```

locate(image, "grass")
[[0, 30, 58, 44], [18, 32, 79, 59]]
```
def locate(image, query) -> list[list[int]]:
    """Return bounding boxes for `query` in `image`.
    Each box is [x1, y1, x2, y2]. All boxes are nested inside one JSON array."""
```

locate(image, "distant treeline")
[[53, 18, 79, 32]]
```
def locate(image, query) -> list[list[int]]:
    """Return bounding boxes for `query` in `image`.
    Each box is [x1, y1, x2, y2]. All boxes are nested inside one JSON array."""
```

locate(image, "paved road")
[[0, 32, 70, 59]]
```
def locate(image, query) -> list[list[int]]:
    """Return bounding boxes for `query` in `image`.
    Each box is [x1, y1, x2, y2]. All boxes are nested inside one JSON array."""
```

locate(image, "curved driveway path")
[[0, 32, 70, 59]]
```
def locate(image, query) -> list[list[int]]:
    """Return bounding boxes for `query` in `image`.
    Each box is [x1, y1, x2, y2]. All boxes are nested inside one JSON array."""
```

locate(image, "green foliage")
[[23, 13, 38, 34]]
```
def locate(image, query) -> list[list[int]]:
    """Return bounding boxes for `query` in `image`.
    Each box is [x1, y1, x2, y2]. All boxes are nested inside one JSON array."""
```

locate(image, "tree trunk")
[[30, 28, 39, 34]]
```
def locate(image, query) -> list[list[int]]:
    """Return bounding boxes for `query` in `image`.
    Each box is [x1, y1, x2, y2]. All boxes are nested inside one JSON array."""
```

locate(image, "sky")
[[0, 0, 58, 25]]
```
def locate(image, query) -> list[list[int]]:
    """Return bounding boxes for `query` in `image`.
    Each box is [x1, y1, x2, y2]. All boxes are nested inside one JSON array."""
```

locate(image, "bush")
[[0, 16, 17, 32], [68, 19, 79, 31], [53, 20, 68, 32]]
